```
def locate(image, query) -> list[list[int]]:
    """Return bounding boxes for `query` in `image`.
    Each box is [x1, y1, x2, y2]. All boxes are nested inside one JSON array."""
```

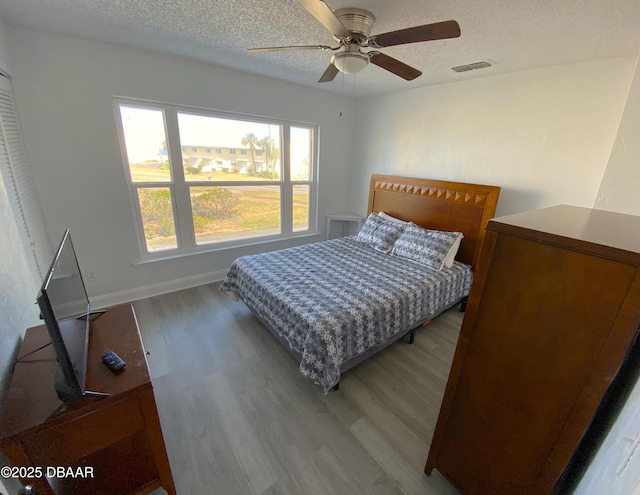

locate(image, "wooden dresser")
[[425, 205, 640, 495], [0, 304, 176, 495]]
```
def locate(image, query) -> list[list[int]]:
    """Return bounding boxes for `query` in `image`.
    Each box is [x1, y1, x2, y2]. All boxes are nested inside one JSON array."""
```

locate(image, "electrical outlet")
[[86, 271, 97, 282]]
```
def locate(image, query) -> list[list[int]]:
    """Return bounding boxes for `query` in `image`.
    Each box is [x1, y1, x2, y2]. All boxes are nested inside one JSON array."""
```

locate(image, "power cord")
[[15, 342, 52, 362]]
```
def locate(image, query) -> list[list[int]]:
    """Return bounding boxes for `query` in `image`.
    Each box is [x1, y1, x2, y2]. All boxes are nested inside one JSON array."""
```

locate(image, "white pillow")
[[378, 211, 408, 225], [442, 235, 462, 268]]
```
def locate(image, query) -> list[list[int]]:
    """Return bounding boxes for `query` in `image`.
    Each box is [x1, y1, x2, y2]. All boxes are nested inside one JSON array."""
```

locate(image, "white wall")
[[0, 17, 11, 74], [348, 58, 636, 217], [595, 54, 640, 216], [7, 28, 355, 306], [574, 54, 640, 495], [0, 169, 31, 495]]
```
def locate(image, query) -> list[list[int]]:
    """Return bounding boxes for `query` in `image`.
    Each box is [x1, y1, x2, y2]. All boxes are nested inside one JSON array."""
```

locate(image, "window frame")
[[113, 98, 318, 258]]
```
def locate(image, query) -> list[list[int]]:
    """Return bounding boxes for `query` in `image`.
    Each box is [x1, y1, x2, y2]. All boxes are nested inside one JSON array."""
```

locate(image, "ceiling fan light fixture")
[[250, 2, 460, 84], [331, 51, 369, 74]]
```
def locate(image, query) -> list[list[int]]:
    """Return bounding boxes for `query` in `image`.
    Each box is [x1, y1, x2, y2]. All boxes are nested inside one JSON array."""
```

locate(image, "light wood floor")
[[138, 283, 462, 495]]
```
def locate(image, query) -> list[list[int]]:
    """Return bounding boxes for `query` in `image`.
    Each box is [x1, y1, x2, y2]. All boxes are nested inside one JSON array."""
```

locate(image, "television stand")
[[0, 304, 176, 495]]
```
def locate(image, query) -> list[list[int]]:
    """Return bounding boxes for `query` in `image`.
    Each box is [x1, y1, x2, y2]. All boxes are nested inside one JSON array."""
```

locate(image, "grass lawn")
[[192, 187, 309, 236], [135, 162, 312, 251]]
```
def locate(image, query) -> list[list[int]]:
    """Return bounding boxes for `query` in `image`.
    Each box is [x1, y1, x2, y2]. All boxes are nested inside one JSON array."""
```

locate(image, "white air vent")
[[451, 60, 492, 73]]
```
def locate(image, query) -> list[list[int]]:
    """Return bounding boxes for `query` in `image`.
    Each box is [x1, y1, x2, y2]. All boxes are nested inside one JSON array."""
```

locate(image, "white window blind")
[[0, 73, 52, 279]]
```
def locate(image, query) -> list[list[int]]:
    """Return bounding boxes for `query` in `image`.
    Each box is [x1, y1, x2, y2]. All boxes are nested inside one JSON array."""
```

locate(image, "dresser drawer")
[[25, 396, 145, 466]]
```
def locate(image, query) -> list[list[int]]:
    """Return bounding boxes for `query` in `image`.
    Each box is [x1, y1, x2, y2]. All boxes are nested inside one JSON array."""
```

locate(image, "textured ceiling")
[[1, 0, 639, 96]]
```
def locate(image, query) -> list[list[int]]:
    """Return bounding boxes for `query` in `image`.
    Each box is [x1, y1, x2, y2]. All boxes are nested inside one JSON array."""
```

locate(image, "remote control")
[[102, 350, 126, 372]]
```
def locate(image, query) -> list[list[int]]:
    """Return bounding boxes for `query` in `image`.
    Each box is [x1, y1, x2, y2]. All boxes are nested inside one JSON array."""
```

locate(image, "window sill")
[[133, 232, 323, 265]]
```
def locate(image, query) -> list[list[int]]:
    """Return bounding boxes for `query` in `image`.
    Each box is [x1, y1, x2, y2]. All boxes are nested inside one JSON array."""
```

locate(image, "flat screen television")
[[36, 229, 107, 404]]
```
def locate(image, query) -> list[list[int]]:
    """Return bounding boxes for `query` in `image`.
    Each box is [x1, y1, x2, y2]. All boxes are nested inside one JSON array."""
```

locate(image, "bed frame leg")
[[409, 329, 416, 345], [460, 297, 468, 313], [332, 382, 340, 391]]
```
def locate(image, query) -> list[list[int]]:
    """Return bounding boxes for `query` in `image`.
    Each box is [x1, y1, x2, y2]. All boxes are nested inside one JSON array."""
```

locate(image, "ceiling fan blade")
[[371, 20, 461, 47], [318, 63, 339, 83], [297, 0, 350, 38], [249, 45, 333, 53], [369, 52, 422, 81]]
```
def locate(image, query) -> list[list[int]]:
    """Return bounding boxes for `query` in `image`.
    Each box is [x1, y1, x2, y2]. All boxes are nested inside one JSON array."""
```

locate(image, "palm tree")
[[241, 133, 259, 174], [260, 136, 280, 179]]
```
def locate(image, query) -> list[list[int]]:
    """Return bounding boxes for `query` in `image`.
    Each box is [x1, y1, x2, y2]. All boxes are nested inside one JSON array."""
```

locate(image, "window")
[[115, 99, 317, 255]]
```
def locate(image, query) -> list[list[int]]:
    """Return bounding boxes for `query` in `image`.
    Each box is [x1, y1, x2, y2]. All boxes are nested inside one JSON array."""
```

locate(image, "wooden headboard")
[[367, 174, 501, 270]]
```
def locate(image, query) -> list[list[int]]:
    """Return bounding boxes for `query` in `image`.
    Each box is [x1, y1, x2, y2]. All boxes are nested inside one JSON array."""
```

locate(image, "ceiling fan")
[[248, 0, 461, 83]]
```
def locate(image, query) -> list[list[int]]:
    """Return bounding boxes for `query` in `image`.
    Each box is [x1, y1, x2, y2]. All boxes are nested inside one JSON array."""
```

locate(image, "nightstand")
[[326, 213, 363, 240]]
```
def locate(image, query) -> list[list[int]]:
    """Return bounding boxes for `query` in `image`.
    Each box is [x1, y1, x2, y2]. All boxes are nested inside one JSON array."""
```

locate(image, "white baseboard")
[[90, 268, 229, 309]]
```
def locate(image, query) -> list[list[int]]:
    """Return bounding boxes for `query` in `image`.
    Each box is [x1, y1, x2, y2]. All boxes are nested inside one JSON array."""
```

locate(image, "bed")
[[220, 174, 501, 392]]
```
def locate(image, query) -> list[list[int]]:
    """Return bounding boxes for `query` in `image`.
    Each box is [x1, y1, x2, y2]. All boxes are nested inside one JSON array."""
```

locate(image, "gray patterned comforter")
[[220, 237, 472, 392]]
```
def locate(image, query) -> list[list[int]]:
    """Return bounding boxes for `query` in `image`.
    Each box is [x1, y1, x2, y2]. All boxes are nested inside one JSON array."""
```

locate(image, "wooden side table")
[[0, 304, 176, 495], [326, 213, 363, 240]]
